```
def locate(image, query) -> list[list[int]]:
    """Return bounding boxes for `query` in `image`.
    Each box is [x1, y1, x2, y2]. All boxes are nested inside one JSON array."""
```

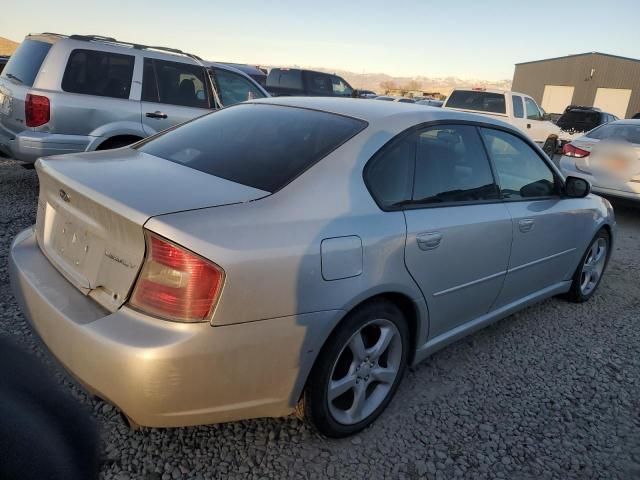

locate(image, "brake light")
[[562, 143, 590, 158], [25, 94, 50, 127], [129, 232, 224, 322]]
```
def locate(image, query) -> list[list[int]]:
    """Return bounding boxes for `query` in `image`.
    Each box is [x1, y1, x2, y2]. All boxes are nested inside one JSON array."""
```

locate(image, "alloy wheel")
[[580, 237, 607, 296]]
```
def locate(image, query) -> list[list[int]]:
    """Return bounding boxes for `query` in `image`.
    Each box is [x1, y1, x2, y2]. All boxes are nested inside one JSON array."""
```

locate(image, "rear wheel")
[[298, 300, 408, 437], [542, 135, 558, 159], [565, 229, 610, 302]]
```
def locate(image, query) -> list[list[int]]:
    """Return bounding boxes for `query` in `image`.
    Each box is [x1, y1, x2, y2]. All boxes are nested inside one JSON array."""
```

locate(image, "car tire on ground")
[[298, 299, 409, 437], [542, 134, 558, 159], [564, 228, 610, 303]]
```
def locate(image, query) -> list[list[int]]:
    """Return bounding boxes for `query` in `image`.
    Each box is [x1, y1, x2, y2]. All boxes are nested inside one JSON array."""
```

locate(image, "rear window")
[[266, 69, 303, 90], [62, 49, 134, 99], [137, 104, 367, 192], [1, 39, 52, 86], [586, 123, 640, 144], [446, 90, 506, 114], [557, 110, 601, 132]]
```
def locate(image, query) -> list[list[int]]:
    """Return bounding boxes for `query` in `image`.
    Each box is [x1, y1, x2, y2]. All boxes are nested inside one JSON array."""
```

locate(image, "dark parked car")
[[0, 56, 9, 74], [557, 105, 618, 135], [265, 68, 354, 97]]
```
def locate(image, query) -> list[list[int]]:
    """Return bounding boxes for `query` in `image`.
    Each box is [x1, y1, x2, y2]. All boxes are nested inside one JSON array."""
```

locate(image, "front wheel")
[[298, 300, 408, 437], [565, 229, 610, 302]]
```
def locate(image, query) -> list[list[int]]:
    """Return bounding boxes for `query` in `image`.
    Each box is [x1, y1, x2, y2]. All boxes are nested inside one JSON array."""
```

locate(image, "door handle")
[[526, 123, 532, 129], [416, 232, 442, 250], [145, 111, 168, 119], [519, 218, 535, 233]]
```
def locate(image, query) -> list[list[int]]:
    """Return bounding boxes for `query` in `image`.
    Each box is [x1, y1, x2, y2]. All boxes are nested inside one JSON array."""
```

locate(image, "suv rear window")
[[137, 104, 367, 192], [446, 90, 506, 114], [266, 69, 303, 90], [62, 49, 134, 99], [557, 110, 601, 132], [1, 39, 52, 86]]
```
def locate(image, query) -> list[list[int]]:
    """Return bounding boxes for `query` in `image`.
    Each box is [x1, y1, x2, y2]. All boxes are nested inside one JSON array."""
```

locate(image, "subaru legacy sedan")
[[10, 98, 614, 437]]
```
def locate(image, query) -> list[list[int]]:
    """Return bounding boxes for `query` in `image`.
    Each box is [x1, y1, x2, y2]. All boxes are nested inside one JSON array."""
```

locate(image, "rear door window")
[[266, 69, 303, 90], [305, 72, 332, 95], [586, 123, 640, 144], [1, 39, 52, 86], [151, 59, 209, 109], [512, 95, 524, 118], [212, 68, 266, 106], [445, 90, 506, 114], [137, 104, 367, 192], [62, 49, 134, 99]]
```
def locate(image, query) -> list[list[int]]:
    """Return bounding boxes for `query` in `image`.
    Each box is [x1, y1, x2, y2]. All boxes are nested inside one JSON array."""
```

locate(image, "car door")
[[523, 96, 551, 144], [510, 94, 528, 134], [480, 127, 583, 307], [140, 57, 213, 136], [400, 124, 513, 338]]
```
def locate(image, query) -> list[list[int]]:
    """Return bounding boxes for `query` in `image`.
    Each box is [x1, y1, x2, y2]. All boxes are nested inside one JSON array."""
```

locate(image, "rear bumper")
[[559, 156, 640, 202], [0, 125, 93, 162], [9, 227, 340, 427]]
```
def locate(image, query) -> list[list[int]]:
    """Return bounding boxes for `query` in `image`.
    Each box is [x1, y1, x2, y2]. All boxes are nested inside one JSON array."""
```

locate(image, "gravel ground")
[[1, 157, 639, 479]]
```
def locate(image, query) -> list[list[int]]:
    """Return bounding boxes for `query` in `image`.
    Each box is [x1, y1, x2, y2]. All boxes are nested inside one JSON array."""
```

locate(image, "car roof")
[[610, 119, 640, 125], [249, 97, 515, 130]]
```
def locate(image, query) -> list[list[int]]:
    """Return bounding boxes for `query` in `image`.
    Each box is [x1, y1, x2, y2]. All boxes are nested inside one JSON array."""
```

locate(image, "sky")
[[1, 0, 639, 81]]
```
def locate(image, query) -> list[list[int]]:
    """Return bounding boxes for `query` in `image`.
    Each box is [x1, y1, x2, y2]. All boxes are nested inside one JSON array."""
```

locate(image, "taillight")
[[25, 94, 50, 127], [129, 232, 224, 322], [562, 143, 590, 158]]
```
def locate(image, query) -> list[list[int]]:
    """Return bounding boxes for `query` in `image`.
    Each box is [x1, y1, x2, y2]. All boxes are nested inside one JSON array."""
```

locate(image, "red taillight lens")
[[25, 94, 50, 127], [129, 232, 224, 322], [562, 143, 590, 158]]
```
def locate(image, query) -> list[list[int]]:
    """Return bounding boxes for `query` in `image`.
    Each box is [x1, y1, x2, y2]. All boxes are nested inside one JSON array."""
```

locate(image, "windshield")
[[446, 90, 506, 114], [137, 103, 367, 192]]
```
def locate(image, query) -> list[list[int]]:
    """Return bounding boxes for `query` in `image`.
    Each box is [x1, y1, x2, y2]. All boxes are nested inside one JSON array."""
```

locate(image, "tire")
[[564, 229, 610, 303], [298, 300, 409, 437], [542, 135, 558, 160]]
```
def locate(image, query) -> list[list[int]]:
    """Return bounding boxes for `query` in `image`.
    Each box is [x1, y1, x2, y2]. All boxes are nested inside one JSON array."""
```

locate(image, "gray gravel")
[[1, 157, 639, 479]]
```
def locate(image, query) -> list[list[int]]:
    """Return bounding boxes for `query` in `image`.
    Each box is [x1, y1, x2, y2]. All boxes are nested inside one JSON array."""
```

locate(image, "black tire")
[[542, 135, 558, 160], [564, 229, 611, 303], [298, 300, 409, 437]]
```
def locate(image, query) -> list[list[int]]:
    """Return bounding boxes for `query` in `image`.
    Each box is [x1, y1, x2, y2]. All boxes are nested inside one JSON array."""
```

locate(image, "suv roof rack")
[[30, 32, 203, 62]]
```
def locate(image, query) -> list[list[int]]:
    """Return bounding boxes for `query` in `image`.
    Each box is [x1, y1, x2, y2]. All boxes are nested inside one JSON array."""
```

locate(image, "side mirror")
[[565, 176, 591, 198]]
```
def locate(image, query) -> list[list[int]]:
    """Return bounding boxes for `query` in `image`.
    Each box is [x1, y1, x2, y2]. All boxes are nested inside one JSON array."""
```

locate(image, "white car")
[[559, 120, 640, 202], [443, 88, 564, 155]]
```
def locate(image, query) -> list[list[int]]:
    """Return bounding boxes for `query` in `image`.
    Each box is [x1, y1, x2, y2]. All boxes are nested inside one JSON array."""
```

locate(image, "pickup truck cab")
[[443, 88, 563, 151], [265, 68, 354, 97]]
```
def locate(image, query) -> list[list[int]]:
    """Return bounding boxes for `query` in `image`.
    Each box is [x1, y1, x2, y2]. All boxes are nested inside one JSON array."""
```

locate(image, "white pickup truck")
[[443, 88, 565, 156]]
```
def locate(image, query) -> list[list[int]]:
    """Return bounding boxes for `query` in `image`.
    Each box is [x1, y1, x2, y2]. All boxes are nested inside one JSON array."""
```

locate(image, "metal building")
[[512, 52, 640, 119]]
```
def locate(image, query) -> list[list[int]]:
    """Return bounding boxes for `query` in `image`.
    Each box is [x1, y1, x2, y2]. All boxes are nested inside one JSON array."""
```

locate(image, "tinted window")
[[481, 128, 557, 199], [152, 59, 209, 108], [398, 98, 415, 103], [446, 90, 506, 114], [1, 40, 52, 86], [331, 75, 353, 97], [61, 49, 134, 99], [512, 95, 524, 118], [586, 123, 640, 144], [524, 97, 542, 120], [213, 68, 265, 106], [306, 72, 331, 95], [137, 104, 366, 192], [413, 125, 499, 204], [141, 58, 158, 102], [365, 137, 415, 208], [266, 69, 303, 90]]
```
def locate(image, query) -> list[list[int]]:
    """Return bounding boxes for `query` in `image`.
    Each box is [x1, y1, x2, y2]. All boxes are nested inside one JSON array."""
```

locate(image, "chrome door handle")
[[416, 232, 442, 250], [145, 111, 168, 119], [519, 218, 535, 233]]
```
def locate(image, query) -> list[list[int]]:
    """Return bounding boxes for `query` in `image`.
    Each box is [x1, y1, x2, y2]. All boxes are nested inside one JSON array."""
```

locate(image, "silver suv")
[[0, 33, 268, 163]]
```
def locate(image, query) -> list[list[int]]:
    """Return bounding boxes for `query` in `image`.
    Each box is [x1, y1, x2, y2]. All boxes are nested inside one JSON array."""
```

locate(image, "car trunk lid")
[[35, 148, 269, 312]]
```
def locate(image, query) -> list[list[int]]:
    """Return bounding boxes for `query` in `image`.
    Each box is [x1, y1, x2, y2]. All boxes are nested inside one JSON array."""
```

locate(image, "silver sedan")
[[10, 97, 615, 437]]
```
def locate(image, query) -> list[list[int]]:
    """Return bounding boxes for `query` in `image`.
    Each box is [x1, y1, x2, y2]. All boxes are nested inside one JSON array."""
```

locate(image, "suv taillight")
[[562, 143, 590, 158], [25, 94, 50, 127], [129, 232, 224, 323]]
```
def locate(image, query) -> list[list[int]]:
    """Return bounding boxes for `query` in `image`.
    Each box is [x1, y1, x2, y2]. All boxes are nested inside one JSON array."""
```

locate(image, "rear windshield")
[[137, 103, 367, 192], [446, 90, 506, 114], [1, 39, 52, 86], [557, 110, 601, 132], [266, 69, 303, 90], [586, 123, 640, 144]]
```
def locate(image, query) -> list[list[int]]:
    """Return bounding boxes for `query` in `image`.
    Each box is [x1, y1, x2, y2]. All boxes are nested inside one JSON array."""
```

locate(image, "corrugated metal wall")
[[512, 53, 640, 118]]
